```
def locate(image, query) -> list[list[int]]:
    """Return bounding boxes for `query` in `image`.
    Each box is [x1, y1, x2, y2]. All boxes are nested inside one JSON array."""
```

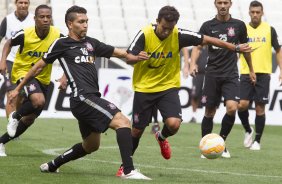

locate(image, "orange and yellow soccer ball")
[[199, 133, 225, 159]]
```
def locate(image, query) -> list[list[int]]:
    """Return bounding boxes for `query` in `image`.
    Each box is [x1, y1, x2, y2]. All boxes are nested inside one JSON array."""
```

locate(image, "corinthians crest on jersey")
[[227, 27, 235, 37]]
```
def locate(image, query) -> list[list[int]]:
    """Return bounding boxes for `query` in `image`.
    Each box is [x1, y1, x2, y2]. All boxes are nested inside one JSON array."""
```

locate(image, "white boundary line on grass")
[[42, 147, 282, 179]]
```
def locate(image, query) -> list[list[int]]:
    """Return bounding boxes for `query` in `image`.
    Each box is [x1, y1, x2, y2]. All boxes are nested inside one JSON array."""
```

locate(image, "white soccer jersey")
[[5, 12, 34, 62]]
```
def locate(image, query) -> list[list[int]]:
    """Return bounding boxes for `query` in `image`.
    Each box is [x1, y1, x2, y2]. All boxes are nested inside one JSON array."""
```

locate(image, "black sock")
[[254, 114, 265, 143], [48, 143, 88, 172], [238, 110, 252, 133], [16, 101, 38, 118], [116, 128, 134, 175], [201, 116, 213, 137], [220, 114, 235, 141], [14, 121, 29, 138], [0, 133, 12, 144], [132, 136, 140, 155], [158, 124, 173, 141]]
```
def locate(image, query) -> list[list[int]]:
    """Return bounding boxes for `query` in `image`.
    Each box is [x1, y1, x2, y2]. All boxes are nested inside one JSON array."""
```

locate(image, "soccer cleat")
[[0, 143, 7, 157], [244, 127, 254, 148], [189, 117, 197, 123], [151, 123, 160, 134], [221, 148, 231, 158], [250, 141, 261, 151], [121, 169, 152, 180], [200, 154, 206, 159], [40, 163, 59, 173], [155, 132, 171, 159], [116, 166, 124, 177], [7, 111, 19, 137]]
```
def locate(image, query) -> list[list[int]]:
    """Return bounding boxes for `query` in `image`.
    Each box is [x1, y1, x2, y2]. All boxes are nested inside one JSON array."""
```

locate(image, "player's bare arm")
[[242, 52, 256, 85], [202, 35, 252, 53], [182, 47, 190, 78], [276, 48, 282, 85], [112, 48, 149, 64], [0, 39, 12, 74], [9, 59, 47, 101], [189, 45, 202, 77]]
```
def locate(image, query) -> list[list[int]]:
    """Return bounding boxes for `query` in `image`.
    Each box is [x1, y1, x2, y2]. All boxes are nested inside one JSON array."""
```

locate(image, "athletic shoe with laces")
[[120, 169, 152, 180], [221, 148, 231, 158], [155, 131, 171, 159], [0, 143, 7, 157], [116, 166, 124, 177], [7, 111, 19, 137], [250, 141, 261, 151], [200, 154, 206, 159], [40, 163, 59, 173], [244, 127, 254, 148]]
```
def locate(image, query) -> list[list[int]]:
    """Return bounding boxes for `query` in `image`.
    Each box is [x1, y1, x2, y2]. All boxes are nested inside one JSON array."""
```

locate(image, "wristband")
[[235, 44, 240, 52]]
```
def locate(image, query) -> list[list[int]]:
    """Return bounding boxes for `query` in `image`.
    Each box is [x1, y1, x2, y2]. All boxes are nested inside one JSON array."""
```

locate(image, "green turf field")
[[0, 117, 281, 184]]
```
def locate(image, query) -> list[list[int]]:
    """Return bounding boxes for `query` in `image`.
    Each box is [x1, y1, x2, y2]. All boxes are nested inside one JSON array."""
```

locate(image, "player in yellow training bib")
[[238, 1, 282, 151]]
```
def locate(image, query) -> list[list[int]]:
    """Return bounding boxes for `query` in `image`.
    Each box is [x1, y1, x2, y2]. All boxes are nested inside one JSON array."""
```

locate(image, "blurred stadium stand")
[[0, 0, 281, 69]]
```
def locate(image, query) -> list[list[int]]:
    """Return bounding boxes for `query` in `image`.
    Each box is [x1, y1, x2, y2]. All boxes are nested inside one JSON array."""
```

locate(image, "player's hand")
[[0, 60, 7, 75], [182, 64, 189, 79], [8, 89, 19, 103], [56, 76, 68, 91], [238, 43, 252, 53], [249, 71, 256, 85], [189, 63, 198, 77], [136, 51, 149, 61]]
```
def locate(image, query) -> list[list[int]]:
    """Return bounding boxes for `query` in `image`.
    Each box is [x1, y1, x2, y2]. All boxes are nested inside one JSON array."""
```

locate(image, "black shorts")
[[240, 74, 270, 104], [132, 88, 182, 129], [4, 60, 17, 92], [202, 75, 240, 107], [19, 78, 49, 116], [191, 73, 205, 99], [70, 94, 121, 139]]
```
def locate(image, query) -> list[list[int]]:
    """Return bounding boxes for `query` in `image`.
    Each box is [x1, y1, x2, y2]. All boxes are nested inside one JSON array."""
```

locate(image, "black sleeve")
[[271, 26, 281, 50], [11, 29, 24, 53], [127, 30, 145, 55], [0, 17, 7, 38], [178, 28, 204, 49], [93, 38, 115, 58], [199, 22, 210, 35], [238, 22, 248, 44], [43, 38, 63, 64]]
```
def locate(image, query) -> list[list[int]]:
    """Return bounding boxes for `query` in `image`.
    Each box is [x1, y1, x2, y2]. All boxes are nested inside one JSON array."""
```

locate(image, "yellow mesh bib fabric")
[[240, 22, 272, 74], [12, 26, 60, 85], [133, 24, 180, 92]]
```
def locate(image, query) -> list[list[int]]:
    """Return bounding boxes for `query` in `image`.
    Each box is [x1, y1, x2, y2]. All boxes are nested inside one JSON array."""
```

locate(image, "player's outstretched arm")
[[202, 35, 252, 53], [112, 48, 149, 64], [0, 39, 12, 74], [9, 59, 47, 101]]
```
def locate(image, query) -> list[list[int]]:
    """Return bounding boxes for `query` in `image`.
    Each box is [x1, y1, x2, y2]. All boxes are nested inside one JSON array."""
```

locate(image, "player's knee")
[[238, 101, 249, 111], [110, 112, 131, 129], [166, 118, 181, 133], [31, 97, 45, 109]]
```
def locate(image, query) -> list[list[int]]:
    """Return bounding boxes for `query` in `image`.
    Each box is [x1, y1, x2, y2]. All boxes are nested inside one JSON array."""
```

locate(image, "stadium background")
[[0, 0, 282, 125]]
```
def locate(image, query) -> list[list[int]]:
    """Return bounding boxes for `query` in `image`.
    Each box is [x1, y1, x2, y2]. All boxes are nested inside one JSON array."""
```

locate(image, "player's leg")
[[201, 75, 219, 137], [238, 74, 254, 138], [4, 61, 18, 118], [250, 74, 270, 150], [7, 79, 46, 137]]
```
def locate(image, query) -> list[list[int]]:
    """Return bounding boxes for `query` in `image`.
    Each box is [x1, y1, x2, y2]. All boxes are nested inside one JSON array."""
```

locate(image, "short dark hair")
[[249, 0, 263, 10], [35, 4, 51, 16], [15, 0, 30, 3], [65, 5, 87, 28], [157, 6, 180, 23]]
